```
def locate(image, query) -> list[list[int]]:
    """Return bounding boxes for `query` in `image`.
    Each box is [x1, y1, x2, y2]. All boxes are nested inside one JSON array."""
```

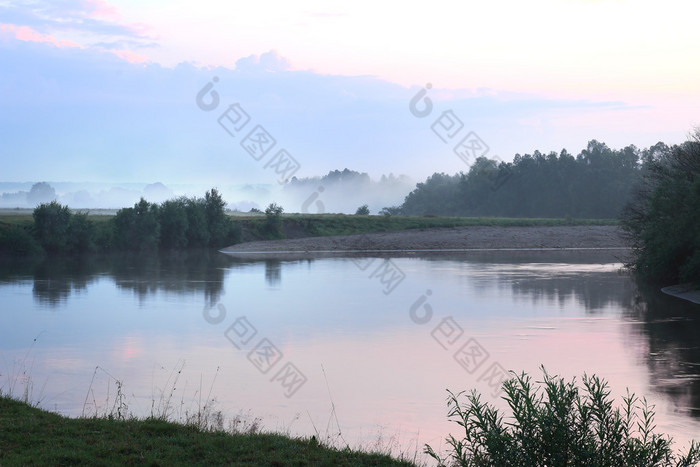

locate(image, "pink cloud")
[[0, 23, 82, 49], [84, 0, 121, 20], [82, 0, 152, 37], [0, 21, 150, 65], [111, 49, 148, 64]]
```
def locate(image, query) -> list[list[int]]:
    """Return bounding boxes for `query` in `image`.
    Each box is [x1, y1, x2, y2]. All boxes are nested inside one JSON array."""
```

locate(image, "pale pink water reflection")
[[1, 250, 698, 461]]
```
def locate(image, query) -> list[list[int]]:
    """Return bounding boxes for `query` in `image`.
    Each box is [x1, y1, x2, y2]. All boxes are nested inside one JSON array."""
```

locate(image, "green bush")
[[0, 224, 41, 255], [67, 212, 95, 253], [2, 189, 241, 255], [426, 368, 700, 467], [262, 203, 284, 239], [184, 198, 210, 247], [112, 191, 239, 250], [159, 199, 189, 249], [225, 220, 242, 246], [32, 203, 95, 254], [33, 201, 71, 252], [113, 198, 160, 251], [93, 220, 114, 251]]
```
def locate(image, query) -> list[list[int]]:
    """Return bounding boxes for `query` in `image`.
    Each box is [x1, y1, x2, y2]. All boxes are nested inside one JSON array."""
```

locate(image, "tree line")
[[0, 189, 241, 255], [387, 140, 668, 219]]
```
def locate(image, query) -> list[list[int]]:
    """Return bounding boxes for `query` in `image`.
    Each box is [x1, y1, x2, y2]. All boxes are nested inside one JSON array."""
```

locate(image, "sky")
[[1, 0, 699, 207]]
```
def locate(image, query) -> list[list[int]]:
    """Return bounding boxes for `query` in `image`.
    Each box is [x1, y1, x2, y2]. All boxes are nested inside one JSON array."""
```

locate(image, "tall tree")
[[622, 129, 700, 284]]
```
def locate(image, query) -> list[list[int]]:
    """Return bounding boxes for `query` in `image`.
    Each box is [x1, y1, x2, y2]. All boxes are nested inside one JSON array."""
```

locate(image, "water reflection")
[[404, 249, 638, 313], [1, 249, 698, 434], [264, 260, 282, 287], [504, 264, 638, 312], [0, 250, 231, 308], [624, 282, 700, 418]]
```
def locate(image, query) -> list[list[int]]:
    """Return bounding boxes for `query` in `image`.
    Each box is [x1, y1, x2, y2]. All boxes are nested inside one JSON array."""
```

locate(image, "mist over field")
[[0, 171, 415, 214]]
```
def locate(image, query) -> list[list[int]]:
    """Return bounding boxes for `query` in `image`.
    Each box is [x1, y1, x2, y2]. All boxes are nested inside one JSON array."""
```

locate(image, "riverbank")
[[0, 208, 619, 256], [0, 397, 414, 466], [221, 225, 630, 256], [662, 284, 700, 305]]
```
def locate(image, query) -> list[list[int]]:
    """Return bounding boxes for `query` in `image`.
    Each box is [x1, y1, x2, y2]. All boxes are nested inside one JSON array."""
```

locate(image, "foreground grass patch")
[[0, 397, 414, 466]]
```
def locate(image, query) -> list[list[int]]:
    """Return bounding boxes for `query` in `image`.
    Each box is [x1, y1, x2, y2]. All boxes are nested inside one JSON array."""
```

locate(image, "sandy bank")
[[220, 225, 630, 256]]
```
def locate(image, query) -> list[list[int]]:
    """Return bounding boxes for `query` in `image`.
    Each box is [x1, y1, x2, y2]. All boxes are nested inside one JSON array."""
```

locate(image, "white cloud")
[[234, 50, 292, 73]]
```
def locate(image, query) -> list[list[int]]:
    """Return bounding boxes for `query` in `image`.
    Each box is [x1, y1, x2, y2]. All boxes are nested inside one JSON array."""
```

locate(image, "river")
[[1, 249, 698, 460]]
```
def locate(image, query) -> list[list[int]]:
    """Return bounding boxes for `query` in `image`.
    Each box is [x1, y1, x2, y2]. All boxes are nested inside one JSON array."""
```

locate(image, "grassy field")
[[0, 208, 114, 228], [0, 209, 35, 227], [273, 213, 619, 238], [227, 213, 619, 243], [0, 396, 416, 466]]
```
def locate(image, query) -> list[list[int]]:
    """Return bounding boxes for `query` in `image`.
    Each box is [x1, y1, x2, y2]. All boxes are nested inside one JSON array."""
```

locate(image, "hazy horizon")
[[0, 170, 417, 214], [2, 1, 698, 193]]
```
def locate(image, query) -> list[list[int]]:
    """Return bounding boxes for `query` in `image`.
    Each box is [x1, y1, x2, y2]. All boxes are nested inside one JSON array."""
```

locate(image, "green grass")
[[0, 396, 415, 466], [232, 214, 619, 242], [0, 209, 114, 224], [290, 214, 617, 235], [0, 213, 34, 228]]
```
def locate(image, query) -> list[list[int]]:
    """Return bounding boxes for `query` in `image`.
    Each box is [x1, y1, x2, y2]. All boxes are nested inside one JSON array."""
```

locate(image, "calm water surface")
[[1, 249, 699, 459]]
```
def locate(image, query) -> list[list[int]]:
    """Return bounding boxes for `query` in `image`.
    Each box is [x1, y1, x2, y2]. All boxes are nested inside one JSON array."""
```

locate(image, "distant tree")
[[160, 198, 189, 249], [1, 191, 28, 207], [204, 188, 229, 246], [355, 204, 370, 215], [178, 198, 207, 247], [622, 129, 700, 284], [281, 169, 413, 214], [400, 173, 461, 216], [143, 182, 173, 203], [396, 140, 643, 219], [27, 182, 56, 206], [457, 157, 502, 215], [33, 201, 71, 252], [265, 203, 283, 216], [263, 203, 284, 239], [113, 198, 160, 251], [378, 206, 401, 216]]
